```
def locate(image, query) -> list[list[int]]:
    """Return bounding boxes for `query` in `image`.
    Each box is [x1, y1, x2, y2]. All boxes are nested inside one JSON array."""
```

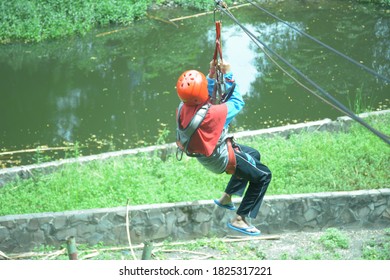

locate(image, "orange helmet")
[[176, 70, 208, 106]]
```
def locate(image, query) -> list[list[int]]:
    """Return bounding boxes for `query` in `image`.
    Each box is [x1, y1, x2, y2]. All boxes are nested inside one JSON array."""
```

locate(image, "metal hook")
[[214, 0, 225, 23], [215, 0, 224, 6]]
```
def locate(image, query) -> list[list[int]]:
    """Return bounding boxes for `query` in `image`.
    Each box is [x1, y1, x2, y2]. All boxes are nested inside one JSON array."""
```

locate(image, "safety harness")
[[176, 101, 236, 174], [176, 102, 211, 160]]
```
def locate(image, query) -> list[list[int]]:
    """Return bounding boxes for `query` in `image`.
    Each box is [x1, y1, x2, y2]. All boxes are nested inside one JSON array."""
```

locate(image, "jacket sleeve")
[[207, 72, 245, 128]]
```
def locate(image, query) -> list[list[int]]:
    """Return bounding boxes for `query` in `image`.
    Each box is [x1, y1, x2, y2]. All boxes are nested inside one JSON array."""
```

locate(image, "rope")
[[214, 2, 390, 145], [212, 21, 223, 63], [246, 0, 390, 84], [211, 19, 227, 104]]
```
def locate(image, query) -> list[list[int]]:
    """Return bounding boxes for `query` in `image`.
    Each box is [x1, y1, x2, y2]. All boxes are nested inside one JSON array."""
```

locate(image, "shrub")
[[0, 0, 242, 43], [319, 228, 350, 251]]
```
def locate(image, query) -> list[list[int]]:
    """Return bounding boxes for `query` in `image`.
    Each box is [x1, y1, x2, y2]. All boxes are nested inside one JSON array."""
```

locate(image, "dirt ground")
[[250, 228, 389, 260], [3, 227, 388, 260], [153, 227, 390, 260]]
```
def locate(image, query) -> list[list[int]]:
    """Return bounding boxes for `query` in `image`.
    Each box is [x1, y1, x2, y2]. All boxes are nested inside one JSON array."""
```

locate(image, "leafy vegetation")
[[357, 0, 390, 5], [0, 0, 148, 43], [0, 0, 234, 43], [319, 228, 350, 251], [2, 0, 387, 44], [361, 228, 390, 260], [0, 114, 388, 216]]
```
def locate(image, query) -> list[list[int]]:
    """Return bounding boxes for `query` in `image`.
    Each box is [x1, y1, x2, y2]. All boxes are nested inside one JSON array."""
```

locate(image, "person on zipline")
[[175, 60, 272, 236]]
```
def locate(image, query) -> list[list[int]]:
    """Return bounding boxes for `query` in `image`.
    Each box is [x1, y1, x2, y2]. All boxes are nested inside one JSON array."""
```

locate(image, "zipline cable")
[[247, 0, 390, 84], [241, 27, 352, 117], [214, 1, 390, 145]]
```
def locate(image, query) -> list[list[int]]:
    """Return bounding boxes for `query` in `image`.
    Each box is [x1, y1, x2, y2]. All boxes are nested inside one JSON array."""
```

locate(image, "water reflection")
[[54, 88, 83, 142], [373, 17, 390, 80], [215, 21, 305, 96]]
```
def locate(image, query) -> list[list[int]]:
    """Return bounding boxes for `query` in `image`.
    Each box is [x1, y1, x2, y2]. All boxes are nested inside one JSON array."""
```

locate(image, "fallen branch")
[[0, 250, 10, 260], [80, 234, 281, 255], [8, 250, 64, 260], [224, 235, 281, 242], [169, 3, 251, 22], [95, 3, 251, 38], [80, 250, 100, 260], [44, 248, 67, 260], [147, 14, 178, 28], [83, 244, 144, 254], [0, 146, 72, 156], [154, 249, 214, 260], [126, 199, 137, 260], [95, 27, 131, 38]]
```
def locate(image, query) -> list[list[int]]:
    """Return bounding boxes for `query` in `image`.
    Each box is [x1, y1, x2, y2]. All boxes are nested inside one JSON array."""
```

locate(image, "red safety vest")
[[176, 101, 237, 174], [177, 102, 227, 157]]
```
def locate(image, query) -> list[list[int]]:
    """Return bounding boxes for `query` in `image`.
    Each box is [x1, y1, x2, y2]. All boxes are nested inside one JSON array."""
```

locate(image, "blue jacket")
[[206, 72, 245, 128]]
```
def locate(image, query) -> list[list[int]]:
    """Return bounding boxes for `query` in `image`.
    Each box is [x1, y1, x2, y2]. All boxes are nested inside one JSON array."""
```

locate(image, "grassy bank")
[[0, 114, 389, 216], [1, 0, 389, 43], [0, 0, 226, 43]]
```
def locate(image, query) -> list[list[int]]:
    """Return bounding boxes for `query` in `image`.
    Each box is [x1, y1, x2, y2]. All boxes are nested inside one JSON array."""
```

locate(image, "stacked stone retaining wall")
[[1, 189, 389, 254]]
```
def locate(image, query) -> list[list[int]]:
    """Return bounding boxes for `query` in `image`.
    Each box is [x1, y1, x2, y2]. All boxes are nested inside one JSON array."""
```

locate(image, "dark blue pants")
[[225, 143, 272, 219]]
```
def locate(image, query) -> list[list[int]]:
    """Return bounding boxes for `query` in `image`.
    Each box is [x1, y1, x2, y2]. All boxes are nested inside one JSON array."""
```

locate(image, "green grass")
[[0, 114, 389, 216], [361, 228, 390, 260]]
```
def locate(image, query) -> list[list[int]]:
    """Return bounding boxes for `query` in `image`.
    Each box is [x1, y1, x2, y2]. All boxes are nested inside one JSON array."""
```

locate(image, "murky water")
[[0, 0, 389, 166]]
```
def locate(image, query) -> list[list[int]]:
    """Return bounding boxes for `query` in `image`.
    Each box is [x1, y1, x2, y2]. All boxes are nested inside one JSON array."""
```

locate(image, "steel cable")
[[214, 3, 390, 145], [247, 0, 390, 84]]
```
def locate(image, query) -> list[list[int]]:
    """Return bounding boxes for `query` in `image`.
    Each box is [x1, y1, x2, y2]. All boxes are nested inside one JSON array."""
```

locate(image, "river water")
[[0, 0, 389, 166]]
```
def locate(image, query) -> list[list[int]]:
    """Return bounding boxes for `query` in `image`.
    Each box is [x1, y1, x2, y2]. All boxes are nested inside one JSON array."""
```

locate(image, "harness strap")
[[220, 82, 236, 103], [178, 102, 210, 137], [225, 138, 236, 174]]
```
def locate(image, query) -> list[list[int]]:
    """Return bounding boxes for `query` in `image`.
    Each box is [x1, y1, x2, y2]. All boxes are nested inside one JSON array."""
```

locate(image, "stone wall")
[[1, 189, 389, 254]]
